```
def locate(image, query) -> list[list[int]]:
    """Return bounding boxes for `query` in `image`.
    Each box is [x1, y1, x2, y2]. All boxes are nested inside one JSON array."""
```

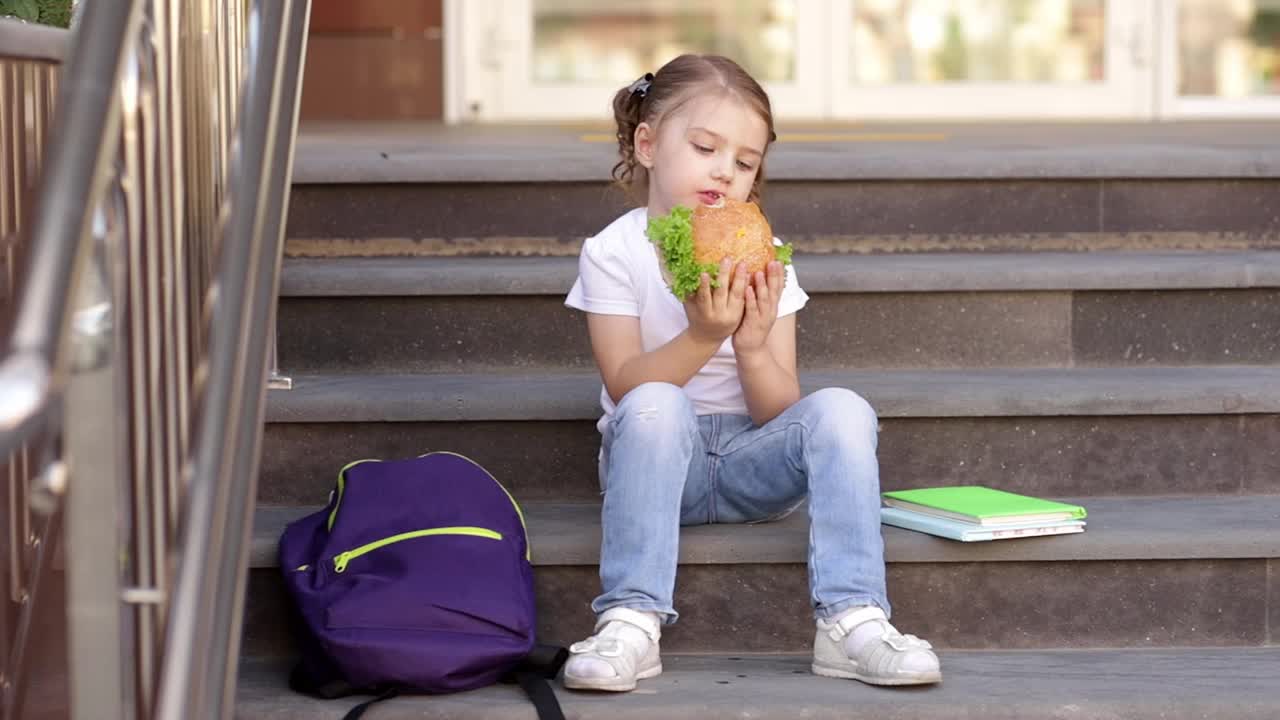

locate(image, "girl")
[[562, 54, 940, 692]]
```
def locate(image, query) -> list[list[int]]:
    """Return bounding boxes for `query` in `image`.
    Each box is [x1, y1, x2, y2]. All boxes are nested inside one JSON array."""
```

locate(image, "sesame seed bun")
[[647, 200, 793, 301], [690, 198, 776, 275]]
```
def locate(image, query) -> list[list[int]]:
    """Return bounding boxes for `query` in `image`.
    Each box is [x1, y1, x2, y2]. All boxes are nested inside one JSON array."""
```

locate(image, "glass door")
[[1157, 0, 1280, 117], [450, 0, 829, 121], [828, 0, 1156, 119], [447, 0, 1280, 122]]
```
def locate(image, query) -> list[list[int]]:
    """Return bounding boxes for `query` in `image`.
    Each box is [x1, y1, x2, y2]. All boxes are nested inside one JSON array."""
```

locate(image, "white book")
[[880, 506, 1086, 542]]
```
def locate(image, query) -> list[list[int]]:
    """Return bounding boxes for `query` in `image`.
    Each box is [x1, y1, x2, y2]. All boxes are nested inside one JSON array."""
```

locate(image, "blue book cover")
[[880, 506, 1086, 542]]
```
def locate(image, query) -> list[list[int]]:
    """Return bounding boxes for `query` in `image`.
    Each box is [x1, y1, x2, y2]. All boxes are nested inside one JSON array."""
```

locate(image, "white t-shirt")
[[565, 207, 810, 433]]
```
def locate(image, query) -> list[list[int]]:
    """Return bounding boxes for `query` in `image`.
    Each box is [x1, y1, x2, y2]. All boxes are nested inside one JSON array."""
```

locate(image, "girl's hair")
[[612, 54, 777, 204]]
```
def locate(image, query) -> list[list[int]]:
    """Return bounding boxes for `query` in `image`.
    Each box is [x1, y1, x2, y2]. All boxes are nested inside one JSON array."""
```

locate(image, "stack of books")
[[880, 486, 1087, 542]]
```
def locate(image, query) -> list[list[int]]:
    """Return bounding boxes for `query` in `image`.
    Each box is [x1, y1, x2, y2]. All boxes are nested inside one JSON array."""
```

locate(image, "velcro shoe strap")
[[596, 607, 661, 642], [827, 605, 888, 643]]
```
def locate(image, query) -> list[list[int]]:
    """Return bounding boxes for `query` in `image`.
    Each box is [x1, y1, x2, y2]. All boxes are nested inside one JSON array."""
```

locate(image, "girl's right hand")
[[684, 257, 749, 345]]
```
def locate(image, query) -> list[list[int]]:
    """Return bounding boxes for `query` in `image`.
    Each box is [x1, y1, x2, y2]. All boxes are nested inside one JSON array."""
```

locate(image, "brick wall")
[[300, 0, 443, 122]]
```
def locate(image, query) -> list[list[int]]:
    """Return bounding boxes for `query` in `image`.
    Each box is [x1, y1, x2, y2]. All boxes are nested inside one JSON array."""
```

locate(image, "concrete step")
[[259, 367, 1280, 504], [287, 122, 1280, 257], [241, 495, 1280, 658], [281, 251, 1280, 296], [294, 120, 1280, 184], [237, 648, 1280, 719], [285, 180, 1280, 258], [277, 252, 1280, 373], [266, 367, 1280, 422]]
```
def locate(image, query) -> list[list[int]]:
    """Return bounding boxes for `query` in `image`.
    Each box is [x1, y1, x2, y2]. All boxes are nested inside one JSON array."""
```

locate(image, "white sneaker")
[[562, 607, 663, 692], [812, 606, 941, 686]]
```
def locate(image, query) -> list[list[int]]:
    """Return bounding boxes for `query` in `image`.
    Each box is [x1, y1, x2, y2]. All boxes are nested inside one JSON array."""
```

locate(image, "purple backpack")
[[279, 452, 564, 719]]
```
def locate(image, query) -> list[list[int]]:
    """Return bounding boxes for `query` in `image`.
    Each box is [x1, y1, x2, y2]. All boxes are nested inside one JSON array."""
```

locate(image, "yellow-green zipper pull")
[[334, 552, 354, 573]]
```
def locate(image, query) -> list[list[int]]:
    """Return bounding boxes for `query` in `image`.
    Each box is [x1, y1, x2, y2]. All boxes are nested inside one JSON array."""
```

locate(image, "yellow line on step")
[[779, 132, 948, 143], [579, 132, 947, 143]]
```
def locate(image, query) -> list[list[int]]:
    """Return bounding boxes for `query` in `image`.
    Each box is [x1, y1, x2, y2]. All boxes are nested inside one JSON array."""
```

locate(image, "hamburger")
[[646, 198, 794, 301]]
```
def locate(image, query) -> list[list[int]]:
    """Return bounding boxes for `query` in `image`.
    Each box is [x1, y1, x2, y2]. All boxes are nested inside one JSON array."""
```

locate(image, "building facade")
[[301, 0, 1280, 123]]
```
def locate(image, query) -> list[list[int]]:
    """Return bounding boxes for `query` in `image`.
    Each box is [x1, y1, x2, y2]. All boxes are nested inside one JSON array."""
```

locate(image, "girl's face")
[[635, 92, 770, 217]]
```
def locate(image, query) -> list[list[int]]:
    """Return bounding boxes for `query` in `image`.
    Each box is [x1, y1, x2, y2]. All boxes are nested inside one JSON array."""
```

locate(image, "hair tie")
[[628, 72, 654, 98]]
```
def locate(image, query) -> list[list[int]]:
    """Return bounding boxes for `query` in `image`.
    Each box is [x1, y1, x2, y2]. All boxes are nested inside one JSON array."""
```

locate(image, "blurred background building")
[[300, 0, 1280, 124]]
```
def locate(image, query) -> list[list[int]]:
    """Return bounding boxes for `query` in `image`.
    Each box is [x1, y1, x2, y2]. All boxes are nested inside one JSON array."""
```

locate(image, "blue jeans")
[[594, 382, 890, 625]]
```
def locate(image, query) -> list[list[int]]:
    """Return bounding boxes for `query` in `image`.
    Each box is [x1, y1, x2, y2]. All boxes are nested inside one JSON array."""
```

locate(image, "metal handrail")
[[0, 2, 137, 462], [0, 18, 67, 450], [2, 4, 142, 717], [1, 16, 74, 720], [154, 0, 310, 715], [0, 0, 310, 718], [0, 17, 68, 62]]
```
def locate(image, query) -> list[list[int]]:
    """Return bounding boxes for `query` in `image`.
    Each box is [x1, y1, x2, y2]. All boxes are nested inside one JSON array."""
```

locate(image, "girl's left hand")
[[733, 260, 784, 355]]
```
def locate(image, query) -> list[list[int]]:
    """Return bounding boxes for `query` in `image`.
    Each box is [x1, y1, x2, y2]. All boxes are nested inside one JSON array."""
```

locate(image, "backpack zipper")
[[427, 451, 530, 560], [328, 458, 381, 531], [326, 451, 531, 561], [332, 526, 503, 573]]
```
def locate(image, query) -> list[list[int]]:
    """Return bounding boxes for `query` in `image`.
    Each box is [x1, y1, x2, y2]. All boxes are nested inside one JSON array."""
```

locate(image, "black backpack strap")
[[290, 660, 402, 719], [515, 671, 565, 720], [522, 643, 570, 679], [289, 660, 361, 699], [505, 643, 570, 720], [297, 643, 569, 720], [340, 686, 401, 720]]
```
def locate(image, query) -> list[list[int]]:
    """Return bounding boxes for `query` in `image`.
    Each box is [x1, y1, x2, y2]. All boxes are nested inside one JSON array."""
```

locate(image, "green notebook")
[[881, 486, 1087, 527]]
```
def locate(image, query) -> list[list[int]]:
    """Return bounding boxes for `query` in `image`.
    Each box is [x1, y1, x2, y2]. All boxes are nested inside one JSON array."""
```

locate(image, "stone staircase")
[[236, 123, 1280, 718]]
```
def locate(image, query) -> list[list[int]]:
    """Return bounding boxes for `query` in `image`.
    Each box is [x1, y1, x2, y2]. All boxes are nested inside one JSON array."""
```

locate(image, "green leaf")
[[647, 204, 796, 301], [12, 0, 38, 21], [646, 205, 718, 302], [774, 241, 794, 265]]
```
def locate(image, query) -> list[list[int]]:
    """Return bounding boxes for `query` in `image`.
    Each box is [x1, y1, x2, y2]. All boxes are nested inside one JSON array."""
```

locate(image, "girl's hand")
[[733, 260, 784, 356], [684, 257, 748, 345]]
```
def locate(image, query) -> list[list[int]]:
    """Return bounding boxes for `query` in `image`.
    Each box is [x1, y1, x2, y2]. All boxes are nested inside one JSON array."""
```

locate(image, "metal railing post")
[[267, 330, 292, 390], [3, 0, 309, 714], [63, 202, 130, 720]]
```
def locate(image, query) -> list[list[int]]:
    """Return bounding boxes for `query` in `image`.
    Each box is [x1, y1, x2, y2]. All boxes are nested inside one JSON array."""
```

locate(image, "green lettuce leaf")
[[646, 204, 795, 301], [774, 241, 794, 265], [646, 205, 716, 301]]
